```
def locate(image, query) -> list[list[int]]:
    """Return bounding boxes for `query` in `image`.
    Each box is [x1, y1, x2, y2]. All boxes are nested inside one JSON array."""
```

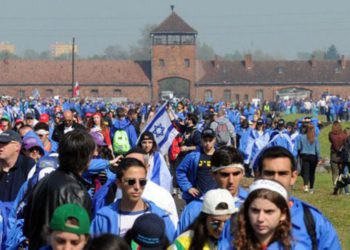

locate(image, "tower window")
[[184, 58, 190, 67], [244, 94, 249, 102], [46, 89, 53, 96], [159, 59, 165, 67]]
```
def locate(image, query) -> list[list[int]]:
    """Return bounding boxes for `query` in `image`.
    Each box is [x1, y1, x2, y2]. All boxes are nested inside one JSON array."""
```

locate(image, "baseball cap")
[[1, 114, 10, 122], [50, 204, 90, 235], [201, 128, 216, 138], [0, 130, 22, 144], [202, 189, 238, 215], [23, 137, 44, 154], [25, 112, 35, 119], [90, 132, 106, 146], [256, 118, 264, 125], [130, 213, 167, 250], [277, 119, 285, 126], [39, 113, 50, 123]]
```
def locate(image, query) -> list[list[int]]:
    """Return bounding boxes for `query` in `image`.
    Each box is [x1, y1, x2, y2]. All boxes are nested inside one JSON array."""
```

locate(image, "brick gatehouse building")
[[1, 9, 350, 102]]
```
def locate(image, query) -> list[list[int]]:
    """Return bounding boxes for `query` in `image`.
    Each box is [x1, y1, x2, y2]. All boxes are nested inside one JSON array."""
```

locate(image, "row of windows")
[[152, 34, 196, 45], [204, 89, 264, 102], [158, 58, 190, 67], [17, 89, 123, 98]]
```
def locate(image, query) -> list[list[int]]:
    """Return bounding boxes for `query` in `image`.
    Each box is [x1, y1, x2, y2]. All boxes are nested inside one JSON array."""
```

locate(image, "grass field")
[[280, 113, 349, 248]]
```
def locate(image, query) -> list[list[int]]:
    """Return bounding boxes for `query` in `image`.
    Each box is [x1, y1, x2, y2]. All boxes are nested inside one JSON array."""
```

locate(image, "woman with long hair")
[[328, 120, 347, 186], [169, 188, 237, 250], [298, 124, 321, 193], [87, 112, 113, 155], [235, 179, 291, 250], [137, 131, 173, 193]]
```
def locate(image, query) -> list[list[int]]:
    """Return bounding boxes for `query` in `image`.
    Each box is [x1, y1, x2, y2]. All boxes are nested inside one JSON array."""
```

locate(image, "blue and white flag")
[[139, 102, 179, 156]]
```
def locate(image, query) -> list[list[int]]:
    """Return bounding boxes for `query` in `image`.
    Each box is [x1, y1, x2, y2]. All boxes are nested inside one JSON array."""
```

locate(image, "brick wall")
[[151, 45, 196, 101]]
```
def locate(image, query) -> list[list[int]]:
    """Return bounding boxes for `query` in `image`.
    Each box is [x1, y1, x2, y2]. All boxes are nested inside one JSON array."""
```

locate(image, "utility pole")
[[71, 37, 75, 98]]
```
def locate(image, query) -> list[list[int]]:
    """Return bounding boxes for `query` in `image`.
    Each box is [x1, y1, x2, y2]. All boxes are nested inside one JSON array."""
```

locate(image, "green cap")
[[50, 204, 90, 235]]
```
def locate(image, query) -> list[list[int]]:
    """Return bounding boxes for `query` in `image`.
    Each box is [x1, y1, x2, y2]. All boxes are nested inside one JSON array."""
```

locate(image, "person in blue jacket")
[[256, 146, 341, 249], [176, 146, 248, 247], [90, 157, 175, 242], [110, 107, 138, 150], [176, 128, 217, 204], [234, 179, 293, 249]]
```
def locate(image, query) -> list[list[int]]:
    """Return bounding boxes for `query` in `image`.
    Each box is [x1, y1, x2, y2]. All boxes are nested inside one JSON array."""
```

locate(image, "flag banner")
[[139, 102, 179, 155], [73, 82, 80, 97]]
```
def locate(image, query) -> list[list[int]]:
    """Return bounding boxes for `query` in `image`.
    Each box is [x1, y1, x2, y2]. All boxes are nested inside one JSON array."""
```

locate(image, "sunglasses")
[[209, 220, 225, 230], [218, 171, 242, 177], [123, 178, 147, 187]]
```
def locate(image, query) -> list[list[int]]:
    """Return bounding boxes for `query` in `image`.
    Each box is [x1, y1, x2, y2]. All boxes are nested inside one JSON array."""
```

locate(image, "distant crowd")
[[0, 94, 345, 249]]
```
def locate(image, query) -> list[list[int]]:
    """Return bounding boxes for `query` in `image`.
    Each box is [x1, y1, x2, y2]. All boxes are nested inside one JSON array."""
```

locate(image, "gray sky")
[[2, 0, 350, 59]]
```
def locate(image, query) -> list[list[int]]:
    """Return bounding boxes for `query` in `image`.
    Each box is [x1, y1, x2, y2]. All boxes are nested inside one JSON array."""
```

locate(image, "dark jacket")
[[23, 169, 92, 250], [51, 122, 86, 142]]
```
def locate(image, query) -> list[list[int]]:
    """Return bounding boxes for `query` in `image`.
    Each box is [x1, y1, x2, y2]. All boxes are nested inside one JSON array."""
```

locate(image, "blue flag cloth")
[[139, 102, 178, 156]]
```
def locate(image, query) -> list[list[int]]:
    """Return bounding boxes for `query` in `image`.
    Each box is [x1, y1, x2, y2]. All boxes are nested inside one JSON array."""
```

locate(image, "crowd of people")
[[0, 94, 345, 249]]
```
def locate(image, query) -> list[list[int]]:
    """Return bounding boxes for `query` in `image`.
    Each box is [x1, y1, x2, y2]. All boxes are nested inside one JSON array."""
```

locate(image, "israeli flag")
[[140, 102, 179, 156]]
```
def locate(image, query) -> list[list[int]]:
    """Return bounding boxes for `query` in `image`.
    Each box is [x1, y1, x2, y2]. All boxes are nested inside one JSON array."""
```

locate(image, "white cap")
[[202, 189, 238, 215], [249, 179, 288, 201]]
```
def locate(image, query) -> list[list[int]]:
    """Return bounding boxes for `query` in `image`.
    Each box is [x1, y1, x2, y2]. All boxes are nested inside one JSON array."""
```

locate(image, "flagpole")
[[71, 37, 75, 98]]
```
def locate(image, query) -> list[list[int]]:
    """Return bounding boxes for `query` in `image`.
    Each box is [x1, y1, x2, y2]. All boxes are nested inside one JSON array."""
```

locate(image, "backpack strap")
[[302, 203, 317, 250]]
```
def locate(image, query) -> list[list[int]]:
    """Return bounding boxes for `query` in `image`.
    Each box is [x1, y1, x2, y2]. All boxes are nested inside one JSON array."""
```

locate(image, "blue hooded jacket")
[[90, 199, 175, 242], [111, 118, 138, 148], [175, 151, 201, 203]]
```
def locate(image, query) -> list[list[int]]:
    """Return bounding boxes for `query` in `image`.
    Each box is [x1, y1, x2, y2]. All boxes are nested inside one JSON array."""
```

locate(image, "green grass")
[[293, 173, 349, 249]]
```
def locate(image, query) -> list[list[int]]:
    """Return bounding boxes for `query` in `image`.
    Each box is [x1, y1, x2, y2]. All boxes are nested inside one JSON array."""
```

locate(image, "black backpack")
[[302, 203, 317, 250]]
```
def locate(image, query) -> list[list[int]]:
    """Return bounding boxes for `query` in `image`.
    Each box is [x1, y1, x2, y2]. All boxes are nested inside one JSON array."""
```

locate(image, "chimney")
[[340, 55, 346, 69], [310, 55, 316, 68], [244, 54, 253, 69], [212, 54, 220, 69]]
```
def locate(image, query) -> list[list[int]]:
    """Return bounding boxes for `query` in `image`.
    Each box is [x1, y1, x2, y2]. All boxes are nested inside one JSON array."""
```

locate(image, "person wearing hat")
[[176, 146, 247, 242], [170, 189, 237, 250], [24, 112, 38, 128], [24, 130, 95, 250], [234, 179, 293, 249], [0, 130, 35, 202], [40, 203, 90, 250], [176, 128, 217, 204], [124, 213, 169, 250], [1, 113, 12, 131], [137, 131, 172, 193], [22, 136, 45, 162]]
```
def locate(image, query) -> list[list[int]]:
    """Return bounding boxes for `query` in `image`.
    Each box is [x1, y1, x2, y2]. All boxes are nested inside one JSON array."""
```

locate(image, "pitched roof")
[[0, 60, 151, 85], [151, 11, 197, 34], [196, 59, 350, 85]]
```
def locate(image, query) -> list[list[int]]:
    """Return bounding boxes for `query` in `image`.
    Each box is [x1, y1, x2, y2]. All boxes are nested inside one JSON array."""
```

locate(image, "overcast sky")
[[2, 0, 350, 59]]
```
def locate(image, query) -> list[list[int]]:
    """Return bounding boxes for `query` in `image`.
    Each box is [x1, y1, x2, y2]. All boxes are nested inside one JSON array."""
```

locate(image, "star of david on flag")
[[139, 102, 179, 155]]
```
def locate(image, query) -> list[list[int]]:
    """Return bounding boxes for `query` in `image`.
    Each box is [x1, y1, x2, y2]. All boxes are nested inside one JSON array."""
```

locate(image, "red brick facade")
[[151, 45, 196, 100]]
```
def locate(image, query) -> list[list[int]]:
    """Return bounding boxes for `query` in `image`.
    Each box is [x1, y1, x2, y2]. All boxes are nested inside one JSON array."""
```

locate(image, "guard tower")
[[151, 6, 197, 101]]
